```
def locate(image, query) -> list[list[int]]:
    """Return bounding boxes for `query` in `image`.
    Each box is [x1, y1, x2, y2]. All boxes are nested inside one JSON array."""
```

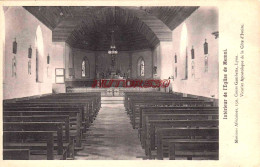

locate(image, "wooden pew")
[[140, 114, 218, 149], [124, 92, 219, 160], [3, 106, 89, 133], [4, 131, 55, 160], [3, 149, 30, 160], [124, 92, 179, 109], [3, 115, 70, 143], [127, 96, 194, 113], [51, 92, 101, 110], [3, 92, 101, 160], [38, 95, 101, 111], [125, 93, 183, 111], [4, 92, 101, 112], [131, 105, 218, 129], [139, 107, 219, 130], [3, 111, 82, 148], [3, 122, 66, 156], [24, 99, 96, 116], [3, 115, 75, 159], [130, 100, 215, 128], [4, 101, 96, 128], [167, 140, 218, 160], [155, 127, 219, 160], [145, 120, 218, 157]]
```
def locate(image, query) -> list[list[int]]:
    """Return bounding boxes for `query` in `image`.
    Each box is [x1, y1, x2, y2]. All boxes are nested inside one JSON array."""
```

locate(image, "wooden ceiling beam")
[[25, 6, 198, 51]]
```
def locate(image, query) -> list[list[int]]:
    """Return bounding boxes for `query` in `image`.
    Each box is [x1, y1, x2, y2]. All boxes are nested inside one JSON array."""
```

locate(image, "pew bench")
[[3, 122, 68, 157], [4, 102, 92, 128], [137, 107, 219, 129], [3, 111, 82, 148], [145, 120, 219, 157], [155, 127, 219, 160], [4, 131, 56, 160], [139, 113, 218, 143], [140, 114, 218, 146], [167, 140, 219, 160], [130, 100, 215, 129], [3, 149, 30, 160], [3, 106, 90, 133], [139, 108, 219, 130]]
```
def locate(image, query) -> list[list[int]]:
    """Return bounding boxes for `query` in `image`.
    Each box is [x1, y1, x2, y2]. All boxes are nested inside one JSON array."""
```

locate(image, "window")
[[35, 25, 44, 82], [204, 39, 209, 72], [28, 60, 31, 75], [36, 49, 38, 81], [191, 61, 195, 77], [82, 60, 86, 77], [82, 57, 90, 78], [137, 57, 145, 77], [175, 67, 177, 78], [180, 23, 188, 80], [140, 59, 144, 76], [205, 55, 208, 72], [12, 56, 16, 77]]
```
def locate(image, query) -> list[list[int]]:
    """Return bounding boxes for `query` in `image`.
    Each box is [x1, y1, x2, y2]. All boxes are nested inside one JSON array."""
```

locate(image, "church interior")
[[2, 6, 219, 160]]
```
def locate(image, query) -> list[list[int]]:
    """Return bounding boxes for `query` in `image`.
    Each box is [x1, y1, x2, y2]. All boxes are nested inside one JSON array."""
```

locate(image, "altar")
[[94, 79, 127, 88]]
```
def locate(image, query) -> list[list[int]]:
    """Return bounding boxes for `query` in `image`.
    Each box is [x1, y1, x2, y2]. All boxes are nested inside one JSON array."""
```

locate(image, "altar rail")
[[66, 87, 159, 96]]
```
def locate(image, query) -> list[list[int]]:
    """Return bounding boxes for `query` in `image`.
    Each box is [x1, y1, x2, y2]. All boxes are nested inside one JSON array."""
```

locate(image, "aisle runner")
[[75, 102, 145, 160]]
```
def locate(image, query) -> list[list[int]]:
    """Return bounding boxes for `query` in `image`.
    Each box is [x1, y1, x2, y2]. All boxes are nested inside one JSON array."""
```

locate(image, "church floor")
[[75, 102, 146, 160]]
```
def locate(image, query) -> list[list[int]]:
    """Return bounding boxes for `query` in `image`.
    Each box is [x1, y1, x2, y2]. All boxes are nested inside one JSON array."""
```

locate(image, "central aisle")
[[75, 99, 145, 160]]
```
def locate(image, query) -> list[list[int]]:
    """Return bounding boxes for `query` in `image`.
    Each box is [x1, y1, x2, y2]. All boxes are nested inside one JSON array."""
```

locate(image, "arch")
[[180, 23, 188, 79], [35, 25, 44, 82], [81, 57, 90, 78], [137, 57, 145, 77]]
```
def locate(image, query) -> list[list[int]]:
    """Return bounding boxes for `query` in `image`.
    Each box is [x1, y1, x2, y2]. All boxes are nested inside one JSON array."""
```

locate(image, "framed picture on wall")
[[55, 68, 65, 84], [56, 76, 65, 83], [56, 68, 65, 76]]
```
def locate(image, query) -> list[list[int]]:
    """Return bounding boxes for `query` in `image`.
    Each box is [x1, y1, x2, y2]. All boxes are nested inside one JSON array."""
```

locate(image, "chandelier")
[[108, 30, 118, 55], [108, 6, 118, 55]]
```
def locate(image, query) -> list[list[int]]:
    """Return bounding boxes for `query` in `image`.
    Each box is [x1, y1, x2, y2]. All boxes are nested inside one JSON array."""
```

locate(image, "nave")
[[76, 99, 145, 160], [3, 91, 219, 160]]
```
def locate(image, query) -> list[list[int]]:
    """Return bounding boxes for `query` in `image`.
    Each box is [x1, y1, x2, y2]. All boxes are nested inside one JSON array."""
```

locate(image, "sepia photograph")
[[0, 0, 259, 166], [2, 6, 219, 160]]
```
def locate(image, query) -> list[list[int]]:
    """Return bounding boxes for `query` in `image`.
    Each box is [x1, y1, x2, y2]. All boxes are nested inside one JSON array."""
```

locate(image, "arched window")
[[204, 39, 209, 72], [191, 61, 195, 77], [205, 56, 208, 72], [175, 67, 177, 78], [180, 23, 188, 79], [140, 59, 144, 76], [35, 25, 44, 82], [137, 57, 145, 77], [82, 57, 90, 78]]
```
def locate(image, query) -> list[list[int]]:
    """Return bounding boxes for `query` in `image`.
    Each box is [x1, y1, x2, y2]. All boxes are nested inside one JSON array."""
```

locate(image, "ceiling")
[[24, 6, 198, 51]]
